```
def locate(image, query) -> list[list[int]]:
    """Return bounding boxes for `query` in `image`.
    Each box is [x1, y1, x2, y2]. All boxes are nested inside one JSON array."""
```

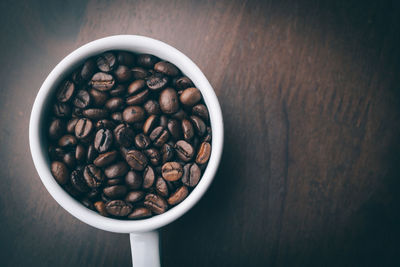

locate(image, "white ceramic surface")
[[29, 35, 223, 267]]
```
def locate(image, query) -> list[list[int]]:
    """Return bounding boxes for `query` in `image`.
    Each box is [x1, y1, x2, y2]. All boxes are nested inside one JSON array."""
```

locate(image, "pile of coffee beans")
[[47, 51, 212, 219]]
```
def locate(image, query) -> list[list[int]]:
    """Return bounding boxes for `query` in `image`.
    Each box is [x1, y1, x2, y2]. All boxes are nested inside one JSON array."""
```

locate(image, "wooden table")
[[1, 0, 399, 266]]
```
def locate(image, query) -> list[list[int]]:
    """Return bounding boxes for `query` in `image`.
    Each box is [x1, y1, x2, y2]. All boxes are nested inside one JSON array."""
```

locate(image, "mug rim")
[[29, 35, 224, 233]]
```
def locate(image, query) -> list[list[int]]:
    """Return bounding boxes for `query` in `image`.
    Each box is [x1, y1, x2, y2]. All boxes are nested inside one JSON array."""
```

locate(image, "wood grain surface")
[[1, 0, 400, 266]]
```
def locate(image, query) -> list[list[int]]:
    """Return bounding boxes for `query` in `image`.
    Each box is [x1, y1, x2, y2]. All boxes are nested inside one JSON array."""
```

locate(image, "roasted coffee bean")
[[72, 107, 83, 117], [196, 142, 211, 164], [72, 69, 84, 85], [131, 67, 149, 79], [83, 164, 105, 188], [144, 194, 168, 214], [154, 61, 179, 76], [182, 163, 201, 187], [114, 65, 132, 82], [96, 119, 116, 130], [203, 127, 212, 142], [192, 104, 209, 121], [155, 177, 169, 197], [161, 162, 183, 181], [168, 186, 188, 205], [73, 90, 91, 108], [87, 144, 98, 163], [83, 108, 109, 120], [57, 80, 75, 103], [58, 135, 77, 147], [125, 171, 142, 189], [144, 148, 161, 166], [181, 119, 194, 141], [51, 161, 69, 185], [128, 207, 152, 219], [90, 72, 115, 91], [137, 54, 158, 68], [175, 140, 194, 162], [49, 119, 65, 139], [75, 144, 86, 162], [167, 119, 181, 140], [109, 84, 126, 97], [126, 89, 149, 105], [123, 106, 145, 123], [89, 88, 109, 106], [117, 51, 135, 66], [125, 191, 145, 203], [107, 178, 123, 186], [180, 87, 201, 106], [159, 88, 179, 114], [105, 97, 124, 111], [94, 201, 108, 216], [114, 124, 135, 147], [49, 146, 65, 161], [144, 100, 161, 115], [94, 129, 113, 153], [81, 58, 96, 80], [53, 102, 71, 118], [190, 115, 206, 136], [71, 169, 89, 193], [74, 118, 93, 139], [143, 166, 155, 189], [159, 115, 168, 127], [146, 73, 168, 91], [104, 161, 129, 179], [134, 133, 151, 149], [87, 188, 101, 200], [101, 193, 111, 203], [161, 143, 174, 163], [149, 126, 170, 147], [103, 185, 127, 199], [171, 109, 188, 120], [143, 115, 158, 135], [66, 118, 79, 133], [105, 200, 132, 217], [97, 52, 117, 72], [125, 150, 148, 171], [111, 112, 123, 122], [127, 80, 146, 95], [81, 198, 94, 210], [63, 152, 76, 168], [173, 76, 194, 90]]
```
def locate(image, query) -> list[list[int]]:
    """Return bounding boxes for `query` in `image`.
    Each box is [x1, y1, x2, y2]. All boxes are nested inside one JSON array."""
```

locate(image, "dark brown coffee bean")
[[137, 54, 158, 68], [90, 72, 115, 91], [144, 148, 161, 166], [81, 198, 94, 210], [83, 164, 105, 188], [123, 106, 145, 124], [128, 207, 152, 219], [175, 140, 194, 162], [73, 90, 91, 108], [125, 150, 148, 171], [105, 200, 132, 217], [89, 88, 109, 106], [63, 152, 76, 168], [190, 115, 206, 136], [87, 188, 101, 200], [127, 80, 146, 95], [74, 118, 93, 139], [66, 118, 79, 133], [143, 166, 155, 189], [126, 89, 149, 105], [161, 162, 183, 181], [159, 115, 168, 128], [114, 124, 134, 147], [125, 191, 145, 203], [96, 119, 116, 130], [94, 201, 108, 216], [94, 129, 113, 153], [142, 115, 158, 135], [49, 119, 65, 139], [173, 76, 194, 90], [155, 177, 169, 197], [168, 186, 188, 205], [103, 185, 127, 199], [144, 100, 161, 115], [105, 97, 124, 111], [81, 58, 96, 80], [109, 84, 126, 97], [93, 150, 117, 167], [58, 135, 77, 147], [97, 52, 117, 72], [203, 127, 212, 142], [192, 104, 209, 121], [51, 161, 69, 185], [114, 65, 132, 82], [104, 161, 129, 178], [75, 144, 86, 162], [71, 169, 89, 193], [72, 106, 84, 117], [107, 178, 123, 186], [180, 87, 201, 106], [83, 108, 109, 120], [87, 144, 97, 163], [125, 171, 142, 189], [53, 102, 71, 118], [131, 67, 149, 79], [181, 119, 194, 141], [196, 142, 211, 164], [171, 109, 188, 120], [154, 61, 179, 76], [117, 51, 135, 66], [144, 194, 168, 214], [146, 73, 168, 91], [49, 146, 65, 161], [161, 143, 174, 163], [149, 126, 170, 147], [111, 112, 123, 122], [182, 163, 201, 187], [134, 133, 151, 149], [167, 119, 181, 140], [159, 88, 179, 114], [72, 69, 84, 85], [57, 80, 75, 103]]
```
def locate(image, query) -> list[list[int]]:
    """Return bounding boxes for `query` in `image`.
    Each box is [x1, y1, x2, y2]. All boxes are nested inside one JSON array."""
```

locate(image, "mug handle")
[[130, 231, 160, 267]]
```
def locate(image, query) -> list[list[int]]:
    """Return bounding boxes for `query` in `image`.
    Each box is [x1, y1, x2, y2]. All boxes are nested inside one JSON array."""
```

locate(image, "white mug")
[[29, 35, 223, 267]]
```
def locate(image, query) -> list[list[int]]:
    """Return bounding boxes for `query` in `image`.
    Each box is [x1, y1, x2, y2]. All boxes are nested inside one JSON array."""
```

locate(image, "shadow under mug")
[[29, 35, 224, 267]]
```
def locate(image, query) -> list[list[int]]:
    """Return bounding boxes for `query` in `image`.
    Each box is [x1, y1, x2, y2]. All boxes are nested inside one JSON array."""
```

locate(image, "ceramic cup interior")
[[29, 35, 224, 233]]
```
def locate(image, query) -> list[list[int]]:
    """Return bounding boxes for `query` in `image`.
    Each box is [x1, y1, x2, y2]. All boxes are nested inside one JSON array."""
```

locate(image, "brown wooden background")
[[1, 0, 400, 266]]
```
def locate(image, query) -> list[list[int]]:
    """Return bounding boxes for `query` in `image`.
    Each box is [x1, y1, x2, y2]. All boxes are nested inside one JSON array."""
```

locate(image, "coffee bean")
[[137, 54, 158, 68], [90, 72, 115, 91], [104, 161, 129, 178], [122, 106, 145, 124], [72, 107, 83, 117], [83, 108, 109, 120], [51, 161, 69, 185], [182, 163, 201, 187], [114, 65, 132, 82], [83, 164, 105, 188], [128, 207, 152, 219], [161, 162, 183, 181], [182, 119, 194, 141], [149, 126, 170, 147], [111, 112, 123, 122], [155, 177, 169, 197], [167, 119, 181, 140], [63, 152, 76, 168], [143, 166, 155, 189], [108, 178, 124, 186], [71, 169, 89, 193], [66, 118, 79, 133], [127, 79, 145, 95], [131, 67, 149, 79], [87, 144, 98, 163], [144, 194, 168, 214], [117, 51, 135, 66], [87, 188, 101, 200], [73, 90, 91, 108], [192, 104, 209, 121], [125, 171, 142, 189], [75, 144, 86, 162], [94, 201, 109, 216], [58, 135, 77, 147], [154, 61, 179, 76], [125, 150, 148, 171], [180, 87, 201, 106], [144, 100, 161, 115], [161, 143, 174, 163], [146, 73, 168, 91], [173, 76, 194, 90], [125, 191, 145, 203], [105, 200, 132, 217], [168, 186, 188, 205], [142, 115, 158, 135], [190, 115, 206, 136], [109, 84, 126, 97], [175, 140, 194, 162], [203, 127, 212, 142], [114, 124, 135, 147], [94, 129, 113, 153], [126, 89, 149, 105], [57, 80, 75, 103], [96, 119, 116, 130], [97, 52, 117, 72], [105, 97, 124, 111], [49, 146, 65, 161], [49, 119, 65, 139], [93, 151, 117, 167], [196, 142, 211, 164], [72, 69, 84, 85], [81, 58, 96, 80], [144, 148, 161, 166], [103, 185, 127, 199], [89, 88, 109, 106], [171, 109, 188, 120], [53, 102, 71, 118], [81, 198, 94, 210], [74, 118, 93, 139], [134, 133, 151, 149], [159, 88, 179, 114]]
